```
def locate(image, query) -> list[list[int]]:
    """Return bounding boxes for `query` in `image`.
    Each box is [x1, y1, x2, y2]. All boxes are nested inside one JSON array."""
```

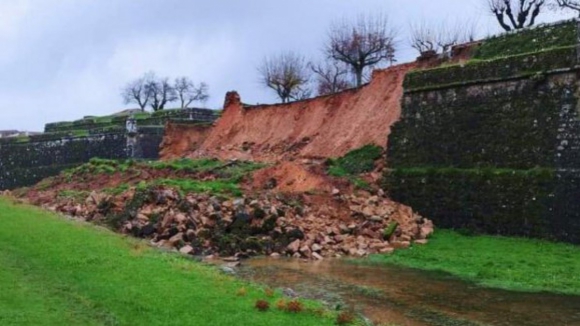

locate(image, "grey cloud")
[[0, 0, 572, 131]]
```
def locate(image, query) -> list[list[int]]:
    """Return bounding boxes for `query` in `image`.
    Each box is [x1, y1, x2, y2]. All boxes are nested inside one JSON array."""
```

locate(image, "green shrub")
[[328, 145, 382, 176]]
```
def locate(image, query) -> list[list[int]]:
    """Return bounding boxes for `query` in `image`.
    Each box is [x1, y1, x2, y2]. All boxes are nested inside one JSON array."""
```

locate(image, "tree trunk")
[[355, 67, 363, 87]]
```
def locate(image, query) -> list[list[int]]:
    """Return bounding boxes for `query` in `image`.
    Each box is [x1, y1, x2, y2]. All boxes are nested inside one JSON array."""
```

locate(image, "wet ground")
[[235, 258, 580, 326]]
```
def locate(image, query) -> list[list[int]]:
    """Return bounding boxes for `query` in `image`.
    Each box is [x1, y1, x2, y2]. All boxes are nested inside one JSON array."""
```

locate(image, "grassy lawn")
[[0, 198, 335, 326], [367, 229, 580, 295]]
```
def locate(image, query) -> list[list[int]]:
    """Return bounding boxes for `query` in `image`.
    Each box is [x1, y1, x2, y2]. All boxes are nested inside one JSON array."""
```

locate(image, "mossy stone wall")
[[385, 21, 580, 243], [1, 109, 219, 190], [0, 130, 163, 190]]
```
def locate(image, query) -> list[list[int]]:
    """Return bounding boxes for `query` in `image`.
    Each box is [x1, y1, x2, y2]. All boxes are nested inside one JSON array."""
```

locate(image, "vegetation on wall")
[[404, 45, 577, 91], [474, 20, 577, 60]]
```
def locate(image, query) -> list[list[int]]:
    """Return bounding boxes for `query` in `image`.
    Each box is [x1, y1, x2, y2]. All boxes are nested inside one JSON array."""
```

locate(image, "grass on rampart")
[[0, 197, 335, 326], [367, 230, 580, 295]]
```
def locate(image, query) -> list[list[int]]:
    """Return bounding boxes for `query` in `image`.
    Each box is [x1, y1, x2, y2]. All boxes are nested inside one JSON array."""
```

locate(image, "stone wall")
[[384, 20, 580, 243], [0, 108, 219, 190]]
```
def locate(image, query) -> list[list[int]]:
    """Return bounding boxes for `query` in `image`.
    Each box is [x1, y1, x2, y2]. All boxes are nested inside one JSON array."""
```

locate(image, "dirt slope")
[[162, 63, 414, 162], [159, 123, 212, 160]]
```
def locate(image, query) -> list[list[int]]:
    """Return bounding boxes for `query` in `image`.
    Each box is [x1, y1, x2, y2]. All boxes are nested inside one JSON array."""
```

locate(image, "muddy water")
[[236, 258, 580, 326]]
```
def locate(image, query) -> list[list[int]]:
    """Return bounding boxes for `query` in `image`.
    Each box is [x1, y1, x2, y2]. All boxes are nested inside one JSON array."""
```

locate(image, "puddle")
[[234, 258, 580, 326]]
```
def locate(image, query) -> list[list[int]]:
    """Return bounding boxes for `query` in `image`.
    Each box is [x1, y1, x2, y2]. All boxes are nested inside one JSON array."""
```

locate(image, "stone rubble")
[[43, 185, 434, 259]]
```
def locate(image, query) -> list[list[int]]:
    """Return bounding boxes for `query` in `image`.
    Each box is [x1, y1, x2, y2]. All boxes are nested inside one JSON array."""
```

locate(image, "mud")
[[237, 258, 580, 326], [161, 64, 415, 162]]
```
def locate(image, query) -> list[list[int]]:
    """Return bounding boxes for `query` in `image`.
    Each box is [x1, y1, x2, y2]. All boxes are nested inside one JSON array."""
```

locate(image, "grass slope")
[[0, 198, 334, 326], [368, 230, 580, 295]]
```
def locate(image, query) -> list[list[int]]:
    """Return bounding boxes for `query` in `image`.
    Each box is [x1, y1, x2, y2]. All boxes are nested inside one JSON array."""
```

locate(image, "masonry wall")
[[0, 108, 219, 190], [384, 20, 580, 243]]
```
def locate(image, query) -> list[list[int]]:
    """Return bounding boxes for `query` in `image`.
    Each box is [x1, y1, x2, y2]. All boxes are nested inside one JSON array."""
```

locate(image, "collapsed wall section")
[[170, 64, 414, 162], [385, 20, 580, 243]]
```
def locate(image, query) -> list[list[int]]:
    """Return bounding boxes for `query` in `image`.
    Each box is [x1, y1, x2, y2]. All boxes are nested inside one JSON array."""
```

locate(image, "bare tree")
[[551, 0, 580, 17], [145, 75, 177, 111], [488, 0, 546, 31], [258, 52, 311, 103], [174, 77, 209, 109], [410, 22, 438, 54], [410, 21, 478, 55], [325, 14, 397, 87], [310, 61, 353, 95], [121, 72, 154, 112]]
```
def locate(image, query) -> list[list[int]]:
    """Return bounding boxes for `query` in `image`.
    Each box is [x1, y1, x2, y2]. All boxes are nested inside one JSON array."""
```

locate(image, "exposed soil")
[[161, 64, 415, 162], [159, 123, 212, 160], [249, 161, 336, 194]]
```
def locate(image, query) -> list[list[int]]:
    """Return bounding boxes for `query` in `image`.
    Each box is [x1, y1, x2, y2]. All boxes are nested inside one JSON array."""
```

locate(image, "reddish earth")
[[161, 63, 415, 162], [159, 123, 212, 160], [249, 161, 336, 194]]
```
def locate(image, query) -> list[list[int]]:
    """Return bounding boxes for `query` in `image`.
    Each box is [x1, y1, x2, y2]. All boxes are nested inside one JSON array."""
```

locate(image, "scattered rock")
[[220, 266, 236, 275], [179, 245, 194, 254], [287, 240, 301, 253]]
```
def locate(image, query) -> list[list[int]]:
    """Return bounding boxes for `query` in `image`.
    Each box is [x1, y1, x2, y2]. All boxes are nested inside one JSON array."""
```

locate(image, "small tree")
[[325, 14, 397, 87], [310, 61, 353, 95], [410, 21, 478, 55], [551, 0, 580, 17], [174, 77, 209, 109], [121, 72, 154, 112], [488, 0, 546, 31], [258, 52, 311, 103], [145, 75, 177, 111]]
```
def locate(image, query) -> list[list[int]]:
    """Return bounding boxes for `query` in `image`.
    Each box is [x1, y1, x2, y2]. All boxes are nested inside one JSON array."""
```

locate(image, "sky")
[[0, 0, 573, 131]]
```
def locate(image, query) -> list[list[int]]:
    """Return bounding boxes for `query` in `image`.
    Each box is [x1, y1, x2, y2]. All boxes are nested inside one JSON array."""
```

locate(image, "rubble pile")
[[44, 186, 433, 259]]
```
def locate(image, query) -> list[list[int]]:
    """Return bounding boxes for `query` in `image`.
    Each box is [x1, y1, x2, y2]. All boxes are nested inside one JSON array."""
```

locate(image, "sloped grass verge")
[[366, 230, 580, 295], [0, 198, 335, 326]]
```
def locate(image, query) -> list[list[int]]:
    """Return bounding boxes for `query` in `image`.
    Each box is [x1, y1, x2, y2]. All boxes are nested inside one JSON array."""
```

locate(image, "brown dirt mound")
[[161, 63, 415, 162], [159, 123, 212, 160], [250, 162, 334, 193]]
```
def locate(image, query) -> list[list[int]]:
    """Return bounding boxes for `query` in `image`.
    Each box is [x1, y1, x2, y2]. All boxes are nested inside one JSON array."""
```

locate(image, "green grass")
[[327, 145, 382, 177], [366, 230, 580, 295], [0, 198, 336, 326], [153, 178, 243, 197], [64, 158, 266, 198], [326, 145, 381, 190]]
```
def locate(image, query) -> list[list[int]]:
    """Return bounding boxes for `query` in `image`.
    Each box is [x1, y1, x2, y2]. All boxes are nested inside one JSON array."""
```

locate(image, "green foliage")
[[328, 145, 383, 176], [0, 198, 334, 325], [57, 190, 90, 202], [367, 230, 580, 295], [404, 46, 577, 92], [474, 20, 577, 60], [149, 158, 223, 172], [383, 222, 398, 240], [153, 178, 243, 197], [71, 158, 136, 175]]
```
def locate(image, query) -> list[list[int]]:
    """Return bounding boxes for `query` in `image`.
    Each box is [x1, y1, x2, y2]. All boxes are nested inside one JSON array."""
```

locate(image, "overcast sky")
[[0, 0, 573, 131]]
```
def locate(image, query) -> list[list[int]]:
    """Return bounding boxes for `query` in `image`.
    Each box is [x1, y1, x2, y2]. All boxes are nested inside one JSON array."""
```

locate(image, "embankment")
[[161, 64, 414, 161]]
